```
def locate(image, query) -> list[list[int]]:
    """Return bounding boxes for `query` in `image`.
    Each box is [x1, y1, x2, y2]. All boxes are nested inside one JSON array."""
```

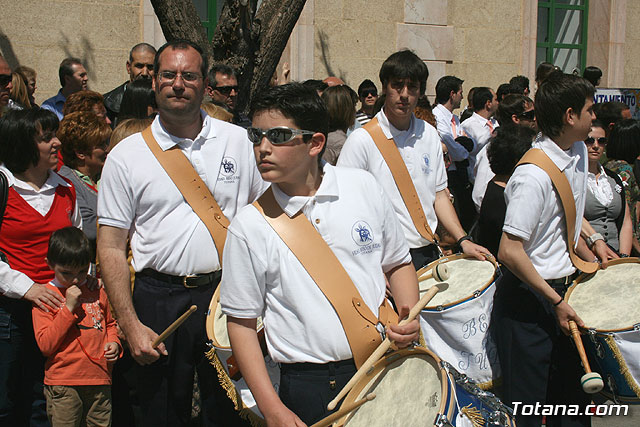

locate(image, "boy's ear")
[[563, 107, 575, 126], [45, 257, 54, 271], [308, 132, 326, 158]]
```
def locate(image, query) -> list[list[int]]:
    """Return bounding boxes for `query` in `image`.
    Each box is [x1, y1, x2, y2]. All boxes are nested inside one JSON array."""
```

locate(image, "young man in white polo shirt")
[[495, 73, 610, 427], [338, 50, 489, 269], [220, 83, 420, 426]]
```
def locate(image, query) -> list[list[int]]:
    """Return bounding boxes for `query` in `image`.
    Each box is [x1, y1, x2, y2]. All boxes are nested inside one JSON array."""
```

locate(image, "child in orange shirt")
[[32, 227, 120, 426]]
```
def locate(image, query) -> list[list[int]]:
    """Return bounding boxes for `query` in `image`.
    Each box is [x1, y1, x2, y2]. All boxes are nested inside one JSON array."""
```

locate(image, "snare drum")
[[205, 285, 280, 425], [417, 254, 501, 387], [565, 257, 640, 404], [335, 347, 514, 427]]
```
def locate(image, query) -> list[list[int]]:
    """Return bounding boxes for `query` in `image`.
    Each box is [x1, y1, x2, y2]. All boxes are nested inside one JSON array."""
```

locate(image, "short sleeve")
[[502, 165, 546, 241]]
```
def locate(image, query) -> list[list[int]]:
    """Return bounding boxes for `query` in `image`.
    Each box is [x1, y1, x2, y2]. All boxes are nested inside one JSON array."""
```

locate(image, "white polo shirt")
[[503, 135, 588, 279], [337, 109, 447, 249], [97, 112, 268, 275], [220, 164, 411, 364], [472, 143, 494, 211]]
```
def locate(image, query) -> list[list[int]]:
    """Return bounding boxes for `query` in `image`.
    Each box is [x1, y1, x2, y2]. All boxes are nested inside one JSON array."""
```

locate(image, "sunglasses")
[[518, 110, 535, 120], [247, 127, 315, 145], [213, 85, 238, 95], [157, 71, 202, 83], [0, 74, 11, 87], [585, 137, 607, 146], [360, 89, 378, 98]]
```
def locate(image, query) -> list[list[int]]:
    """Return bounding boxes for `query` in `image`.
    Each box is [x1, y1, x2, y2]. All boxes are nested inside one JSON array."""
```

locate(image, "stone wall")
[[0, 0, 144, 105]]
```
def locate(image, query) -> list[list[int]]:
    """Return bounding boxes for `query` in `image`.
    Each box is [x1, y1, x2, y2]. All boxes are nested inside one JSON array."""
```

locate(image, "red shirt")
[[32, 282, 121, 386]]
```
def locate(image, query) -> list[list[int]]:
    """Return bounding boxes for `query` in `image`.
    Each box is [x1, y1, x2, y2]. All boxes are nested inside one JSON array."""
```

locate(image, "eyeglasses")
[[247, 127, 315, 145], [585, 137, 607, 146], [213, 85, 238, 95], [360, 89, 378, 98], [518, 110, 535, 120], [0, 74, 11, 87], [157, 71, 203, 83]]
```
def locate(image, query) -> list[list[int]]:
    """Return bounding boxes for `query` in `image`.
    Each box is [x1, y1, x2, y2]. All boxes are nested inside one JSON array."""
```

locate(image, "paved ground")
[[590, 396, 638, 427]]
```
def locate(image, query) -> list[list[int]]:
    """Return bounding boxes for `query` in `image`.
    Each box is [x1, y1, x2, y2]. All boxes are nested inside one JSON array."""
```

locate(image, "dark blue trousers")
[[132, 274, 250, 427]]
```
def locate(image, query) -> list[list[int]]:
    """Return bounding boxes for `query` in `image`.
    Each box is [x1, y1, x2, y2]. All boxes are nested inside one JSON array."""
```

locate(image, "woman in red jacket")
[[0, 108, 82, 426]]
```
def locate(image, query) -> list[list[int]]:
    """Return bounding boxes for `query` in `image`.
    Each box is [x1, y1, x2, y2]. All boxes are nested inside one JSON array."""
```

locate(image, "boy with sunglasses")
[[494, 73, 612, 427], [220, 83, 420, 426]]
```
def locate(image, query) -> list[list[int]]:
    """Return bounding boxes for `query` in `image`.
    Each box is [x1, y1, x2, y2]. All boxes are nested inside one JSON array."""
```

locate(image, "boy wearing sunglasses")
[[220, 83, 419, 426], [0, 55, 12, 114], [494, 73, 612, 427]]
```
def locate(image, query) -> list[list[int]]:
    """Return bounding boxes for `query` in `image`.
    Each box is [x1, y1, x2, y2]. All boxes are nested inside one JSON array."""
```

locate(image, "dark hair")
[[496, 94, 532, 126], [62, 90, 105, 116], [154, 40, 208, 80], [488, 124, 536, 175], [583, 66, 602, 87], [302, 79, 328, 94], [435, 76, 463, 105], [0, 108, 59, 174], [591, 119, 605, 130], [607, 119, 640, 164], [595, 101, 629, 129], [467, 87, 479, 106], [322, 85, 356, 133], [208, 63, 237, 87], [59, 57, 83, 87], [47, 227, 92, 269], [357, 79, 377, 97], [379, 50, 429, 96], [534, 73, 595, 138], [129, 43, 157, 62], [509, 75, 530, 94], [58, 111, 111, 169], [118, 79, 156, 123], [250, 83, 329, 161], [496, 83, 519, 102], [472, 87, 493, 111], [535, 61, 561, 85]]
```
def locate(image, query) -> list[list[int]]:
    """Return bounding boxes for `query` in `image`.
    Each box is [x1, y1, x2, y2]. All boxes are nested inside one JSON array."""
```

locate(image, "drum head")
[[566, 258, 640, 331], [417, 254, 497, 309], [340, 347, 450, 427]]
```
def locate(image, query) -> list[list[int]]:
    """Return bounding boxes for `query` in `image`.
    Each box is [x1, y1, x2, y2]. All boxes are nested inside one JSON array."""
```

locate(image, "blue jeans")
[[0, 296, 49, 427]]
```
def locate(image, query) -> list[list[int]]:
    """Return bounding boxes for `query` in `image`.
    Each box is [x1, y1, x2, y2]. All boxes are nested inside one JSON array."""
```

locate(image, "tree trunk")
[[151, 0, 307, 115]]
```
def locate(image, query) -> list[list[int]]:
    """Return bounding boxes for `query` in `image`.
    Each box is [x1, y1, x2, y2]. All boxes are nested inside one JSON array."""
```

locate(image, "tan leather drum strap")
[[253, 187, 398, 368], [141, 126, 229, 264], [363, 117, 437, 244], [516, 148, 598, 274]]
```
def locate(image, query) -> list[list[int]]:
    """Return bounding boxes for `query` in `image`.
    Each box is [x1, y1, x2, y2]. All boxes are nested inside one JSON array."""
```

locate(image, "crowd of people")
[[0, 38, 637, 427]]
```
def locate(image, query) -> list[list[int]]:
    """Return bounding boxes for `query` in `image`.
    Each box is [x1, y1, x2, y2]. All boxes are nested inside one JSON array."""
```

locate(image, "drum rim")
[[337, 347, 453, 426], [417, 253, 498, 311], [206, 284, 230, 349], [565, 257, 640, 333]]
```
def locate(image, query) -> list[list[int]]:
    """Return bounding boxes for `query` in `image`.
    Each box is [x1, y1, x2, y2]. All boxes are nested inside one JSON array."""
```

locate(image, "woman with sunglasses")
[[605, 118, 640, 255], [584, 120, 632, 256]]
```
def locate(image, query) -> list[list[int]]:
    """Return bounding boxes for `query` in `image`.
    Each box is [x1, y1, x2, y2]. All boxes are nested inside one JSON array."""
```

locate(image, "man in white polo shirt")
[[221, 83, 419, 426], [97, 40, 266, 427], [460, 86, 498, 179], [495, 73, 611, 427], [338, 50, 489, 269]]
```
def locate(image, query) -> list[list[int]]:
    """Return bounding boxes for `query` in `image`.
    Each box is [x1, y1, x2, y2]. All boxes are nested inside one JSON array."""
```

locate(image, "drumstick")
[[152, 305, 197, 348], [418, 263, 450, 283], [327, 282, 448, 411], [310, 393, 375, 427], [568, 320, 604, 394]]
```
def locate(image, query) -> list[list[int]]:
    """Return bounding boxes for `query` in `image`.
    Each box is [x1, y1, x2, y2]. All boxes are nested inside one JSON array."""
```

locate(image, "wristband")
[[456, 235, 473, 246], [553, 297, 563, 307], [586, 232, 604, 249]]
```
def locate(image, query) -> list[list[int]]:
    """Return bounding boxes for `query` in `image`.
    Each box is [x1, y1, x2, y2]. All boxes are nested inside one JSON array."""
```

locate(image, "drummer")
[[220, 83, 420, 426], [338, 49, 490, 269], [494, 73, 612, 427]]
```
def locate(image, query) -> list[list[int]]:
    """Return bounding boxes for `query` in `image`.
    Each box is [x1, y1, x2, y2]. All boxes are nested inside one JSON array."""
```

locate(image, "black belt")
[[138, 268, 222, 288], [280, 358, 356, 373], [546, 272, 578, 288]]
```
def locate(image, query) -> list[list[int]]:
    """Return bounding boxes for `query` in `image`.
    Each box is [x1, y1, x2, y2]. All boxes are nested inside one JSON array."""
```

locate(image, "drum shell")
[[417, 254, 501, 387], [566, 257, 640, 404]]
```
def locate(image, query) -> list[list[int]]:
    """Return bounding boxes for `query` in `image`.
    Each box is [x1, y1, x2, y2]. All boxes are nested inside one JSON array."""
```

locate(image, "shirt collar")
[[272, 162, 340, 217], [534, 134, 580, 172], [376, 108, 416, 140], [434, 104, 453, 121], [151, 110, 213, 151], [53, 90, 66, 105], [0, 166, 71, 191]]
